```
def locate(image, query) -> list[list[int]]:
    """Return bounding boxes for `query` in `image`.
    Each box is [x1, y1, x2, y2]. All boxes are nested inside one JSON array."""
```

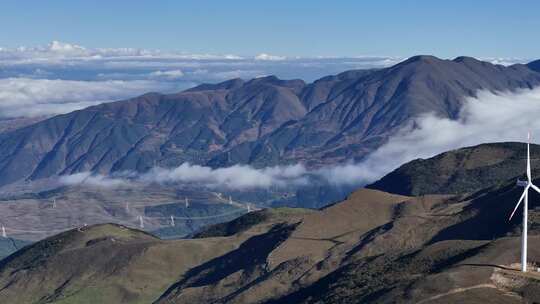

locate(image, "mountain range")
[[1, 55, 540, 261], [1, 56, 540, 187], [1, 142, 540, 303], [2, 55, 540, 302]]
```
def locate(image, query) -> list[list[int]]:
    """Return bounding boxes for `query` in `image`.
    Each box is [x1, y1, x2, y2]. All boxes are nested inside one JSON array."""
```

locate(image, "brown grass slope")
[[2, 182, 539, 304], [156, 176, 540, 303], [0, 209, 309, 304], [0, 224, 242, 303], [5, 143, 540, 303], [265, 182, 540, 303], [156, 189, 411, 304]]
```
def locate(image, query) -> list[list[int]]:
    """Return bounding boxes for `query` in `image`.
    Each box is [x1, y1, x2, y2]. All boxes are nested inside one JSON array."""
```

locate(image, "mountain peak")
[[528, 59, 540, 72], [401, 55, 490, 67], [402, 55, 444, 64], [453, 56, 481, 64], [247, 75, 304, 85], [186, 78, 245, 92]]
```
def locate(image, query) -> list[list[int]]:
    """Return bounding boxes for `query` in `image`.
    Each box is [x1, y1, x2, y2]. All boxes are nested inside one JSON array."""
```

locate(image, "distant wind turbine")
[[138, 215, 144, 229], [509, 132, 540, 272]]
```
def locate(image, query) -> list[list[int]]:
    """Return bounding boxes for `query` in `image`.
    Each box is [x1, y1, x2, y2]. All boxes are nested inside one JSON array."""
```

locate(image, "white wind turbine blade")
[[531, 183, 540, 195], [510, 187, 528, 221], [528, 132, 532, 183]]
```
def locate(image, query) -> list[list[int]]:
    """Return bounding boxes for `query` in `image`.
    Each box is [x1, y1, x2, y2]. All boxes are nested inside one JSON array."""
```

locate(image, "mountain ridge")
[[1, 55, 539, 188], [367, 142, 540, 196]]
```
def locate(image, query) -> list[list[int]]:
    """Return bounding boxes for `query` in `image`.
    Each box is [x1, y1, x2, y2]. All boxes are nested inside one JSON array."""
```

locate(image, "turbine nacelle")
[[517, 179, 529, 187]]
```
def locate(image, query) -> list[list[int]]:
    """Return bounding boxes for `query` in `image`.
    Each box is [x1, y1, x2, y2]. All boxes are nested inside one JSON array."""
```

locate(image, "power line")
[[0, 206, 251, 236]]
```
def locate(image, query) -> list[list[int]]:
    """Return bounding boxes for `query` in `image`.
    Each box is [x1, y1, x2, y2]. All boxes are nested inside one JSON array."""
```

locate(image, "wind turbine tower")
[[138, 215, 144, 229], [510, 132, 540, 272]]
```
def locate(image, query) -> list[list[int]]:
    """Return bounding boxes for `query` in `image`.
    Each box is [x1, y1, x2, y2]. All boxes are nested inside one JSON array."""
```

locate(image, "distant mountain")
[[367, 142, 540, 196], [528, 59, 540, 72], [3, 142, 540, 303], [1, 56, 539, 187]]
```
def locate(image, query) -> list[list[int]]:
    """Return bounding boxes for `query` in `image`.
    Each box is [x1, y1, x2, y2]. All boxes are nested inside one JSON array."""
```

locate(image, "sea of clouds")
[[1, 41, 526, 120], [0, 41, 404, 119]]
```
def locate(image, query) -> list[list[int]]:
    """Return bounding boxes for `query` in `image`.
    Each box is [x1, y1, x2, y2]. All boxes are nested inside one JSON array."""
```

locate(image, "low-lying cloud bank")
[[59, 172, 133, 189], [0, 78, 178, 118], [352, 87, 540, 182], [140, 163, 309, 189], [0, 41, 405, 119], [0, 41, 405, 84], [59, 164, 310, 190], [58, 87, 540, 190]]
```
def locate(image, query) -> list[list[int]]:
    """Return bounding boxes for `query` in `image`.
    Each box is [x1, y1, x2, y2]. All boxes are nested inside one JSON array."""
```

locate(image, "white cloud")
[[47, 40, 86, 54], [483, 57, 528, 66], [326, 87, 540, 185], [59, 163, 309, 190], [149, 69, 184, 79], [0, 42, 406, 119], [255, 53, 287, 61], [59, 172, 132, 189], [0, 41, 401, 80], [140, 163, 309, 189], [0, 78, 176, 118], [0, 41, 243, 64]]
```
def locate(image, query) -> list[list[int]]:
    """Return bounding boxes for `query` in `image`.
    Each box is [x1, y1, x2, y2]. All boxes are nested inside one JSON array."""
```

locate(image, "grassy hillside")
[[3, 143, 540, 303], [368, 142, 540, 195]]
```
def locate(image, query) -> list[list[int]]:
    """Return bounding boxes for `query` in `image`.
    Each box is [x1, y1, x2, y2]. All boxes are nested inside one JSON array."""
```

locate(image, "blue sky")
[[1, 0, 539, 58]]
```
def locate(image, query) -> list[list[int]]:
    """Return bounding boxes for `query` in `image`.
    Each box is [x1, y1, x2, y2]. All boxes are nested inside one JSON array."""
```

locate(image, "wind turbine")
[[138, 215, 144, 229], [509, 132, 540, 272]]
